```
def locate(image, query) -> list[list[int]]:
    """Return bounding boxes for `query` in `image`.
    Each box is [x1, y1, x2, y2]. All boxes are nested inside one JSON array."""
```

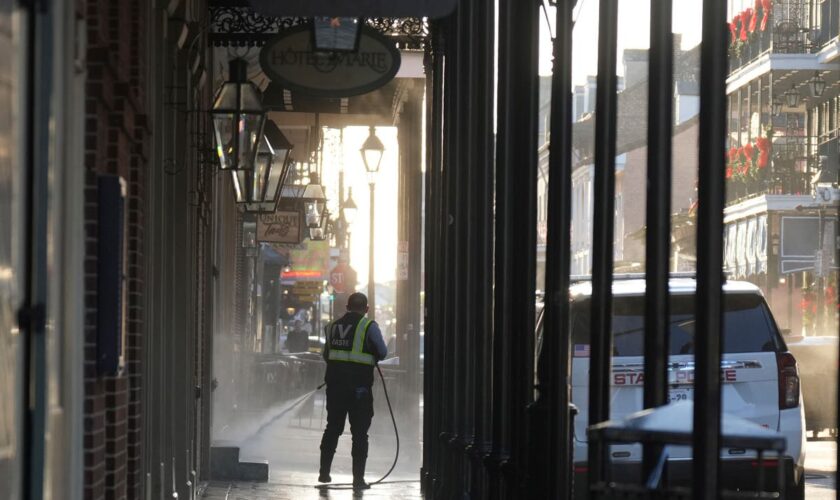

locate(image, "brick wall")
[[620, 116, 700, 265], [83, 0, 148, 499]]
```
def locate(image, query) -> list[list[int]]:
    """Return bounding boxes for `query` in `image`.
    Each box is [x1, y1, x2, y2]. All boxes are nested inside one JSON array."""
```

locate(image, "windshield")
[[570, 293, 781, 356]]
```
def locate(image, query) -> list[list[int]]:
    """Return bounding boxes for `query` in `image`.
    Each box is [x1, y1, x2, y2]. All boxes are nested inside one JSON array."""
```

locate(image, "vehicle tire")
[[786, 476, 805, 500]]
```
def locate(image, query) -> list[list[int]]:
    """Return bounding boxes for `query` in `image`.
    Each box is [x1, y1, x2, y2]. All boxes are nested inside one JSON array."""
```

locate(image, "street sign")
[[330, 263, 349, 293], [329, 262, 357, 294], [260, 25, 401, 98]]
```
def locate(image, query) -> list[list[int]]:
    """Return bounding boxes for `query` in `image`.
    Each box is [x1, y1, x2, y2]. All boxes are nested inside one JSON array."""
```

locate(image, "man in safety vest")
[[318, 292, 388, 489]]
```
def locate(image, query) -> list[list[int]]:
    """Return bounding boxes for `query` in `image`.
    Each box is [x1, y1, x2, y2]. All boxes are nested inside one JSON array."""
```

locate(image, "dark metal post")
[[588, 0, 619, 492], [439, 12, 459, 493], [693, 0, 728, 498], [489, 0, 539, 495], [465, 0, 496, 496], [532, 0, 576, 497], [642, 0, 674, 479]]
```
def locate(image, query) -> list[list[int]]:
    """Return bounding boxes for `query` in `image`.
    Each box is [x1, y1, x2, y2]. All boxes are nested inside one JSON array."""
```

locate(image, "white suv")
[[538, 277, 806, 498]]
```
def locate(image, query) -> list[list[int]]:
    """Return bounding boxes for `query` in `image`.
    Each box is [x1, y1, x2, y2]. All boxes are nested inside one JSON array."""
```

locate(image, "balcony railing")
[[726, 138, 816, 205], [728, 0, 818, 73]]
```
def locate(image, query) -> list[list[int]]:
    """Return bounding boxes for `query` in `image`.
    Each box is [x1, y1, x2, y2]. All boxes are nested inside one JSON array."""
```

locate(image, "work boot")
[[318, 453, 333, 483], [352, 457, 368, 489]]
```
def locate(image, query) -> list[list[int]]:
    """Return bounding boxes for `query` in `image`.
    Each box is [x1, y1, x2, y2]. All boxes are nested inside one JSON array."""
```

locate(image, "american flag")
[[574, 344, 590, 357]]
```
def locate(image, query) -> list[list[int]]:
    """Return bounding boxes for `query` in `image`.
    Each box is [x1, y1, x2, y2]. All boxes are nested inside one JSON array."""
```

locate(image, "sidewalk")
[[201, 475, 423, 499], [204, 387, 424, 500]]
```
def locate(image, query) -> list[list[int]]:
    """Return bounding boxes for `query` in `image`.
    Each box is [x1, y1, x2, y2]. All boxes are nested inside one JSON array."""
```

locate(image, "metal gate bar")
[[588, 0, 620, 493], [693, 0, 729, 498], [489, 0, 539, 495], [642, 0, 674, 479], [531, 0, 576, 497]]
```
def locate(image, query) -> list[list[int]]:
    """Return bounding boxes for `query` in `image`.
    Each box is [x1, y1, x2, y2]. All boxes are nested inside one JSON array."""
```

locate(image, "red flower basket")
[[740, 9, 751, 41], [749, 6, 758, 32], [760, 0, 771, 31], [731, 14, 741, 44]]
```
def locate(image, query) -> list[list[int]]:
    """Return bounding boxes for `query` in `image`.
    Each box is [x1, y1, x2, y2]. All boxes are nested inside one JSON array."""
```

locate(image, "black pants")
[[319, 383, 374, 471]]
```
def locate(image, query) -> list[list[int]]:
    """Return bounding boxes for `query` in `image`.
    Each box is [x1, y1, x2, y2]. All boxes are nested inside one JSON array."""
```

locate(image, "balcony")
[[726, 137, 816, 205], [728, 0, 819, 74]]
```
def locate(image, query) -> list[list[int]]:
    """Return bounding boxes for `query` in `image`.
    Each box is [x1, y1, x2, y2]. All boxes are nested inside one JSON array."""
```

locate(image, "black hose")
[[316, 364, 401, 489]]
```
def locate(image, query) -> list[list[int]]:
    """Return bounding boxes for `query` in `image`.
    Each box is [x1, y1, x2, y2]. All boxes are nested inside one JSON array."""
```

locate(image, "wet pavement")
[[805, 440, 836, 499], [201, 475, 423, 500], [204, 383, 424, 500]]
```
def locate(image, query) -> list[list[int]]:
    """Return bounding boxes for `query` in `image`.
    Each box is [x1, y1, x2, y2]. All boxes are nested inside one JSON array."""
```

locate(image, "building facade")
[[723, 0, 839, 336]]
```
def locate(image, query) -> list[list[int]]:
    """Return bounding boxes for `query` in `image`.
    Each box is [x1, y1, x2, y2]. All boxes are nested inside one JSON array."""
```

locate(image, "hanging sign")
[[248, 0, 457, 18], [257, 210, 302, 244], [259, 25, 401, 98]]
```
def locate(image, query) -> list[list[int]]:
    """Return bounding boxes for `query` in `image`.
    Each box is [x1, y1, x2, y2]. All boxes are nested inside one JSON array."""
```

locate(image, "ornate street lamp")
[[809, 71, 827, 98], [313, 17, 362, 52], [360, 126, 385, 183], [231, 119, 294, 212], [772, 96, 783, 117], [360, 126, 384, 320], [784, 86, 801, 108], [211, 59, 266, 171]]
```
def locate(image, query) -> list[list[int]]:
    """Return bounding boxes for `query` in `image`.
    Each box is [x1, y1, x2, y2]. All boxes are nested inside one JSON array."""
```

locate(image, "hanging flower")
[[731, 14, 741, 44], [726, 166, 734, 179], [749, 5, 759, 32], [740, 9, 751, 41], [744, 143, 756, 167], [760, 0, 771, 31], [755, 137, 770, 169]]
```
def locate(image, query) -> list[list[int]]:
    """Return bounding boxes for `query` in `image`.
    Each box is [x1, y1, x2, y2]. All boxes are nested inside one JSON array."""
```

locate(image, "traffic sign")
[[330, 263, 350, 294]]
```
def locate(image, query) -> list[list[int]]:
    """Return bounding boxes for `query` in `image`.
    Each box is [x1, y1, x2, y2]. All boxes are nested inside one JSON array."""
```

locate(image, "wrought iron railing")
[[726, 139, 816, 204], [728, 0, 818, 73]]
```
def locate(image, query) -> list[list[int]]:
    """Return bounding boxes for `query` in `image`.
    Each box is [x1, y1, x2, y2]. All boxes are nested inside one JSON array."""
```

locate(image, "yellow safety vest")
[[327, 317, 375, 366]]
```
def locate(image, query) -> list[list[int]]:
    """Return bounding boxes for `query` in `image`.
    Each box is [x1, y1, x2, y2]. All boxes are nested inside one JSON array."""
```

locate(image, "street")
[[805, 440, 836, 499]]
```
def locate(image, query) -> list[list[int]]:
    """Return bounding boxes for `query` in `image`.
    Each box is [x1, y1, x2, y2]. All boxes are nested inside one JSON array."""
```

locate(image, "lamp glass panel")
[[784, 89, 800, 108], [343, 205, 357, 225], [237, 112, 265, 171], [253, 152, 272, 202], [214, 114, 236, 169], [264, 151, 291, 204], [309, 227, 326, 241], [231, 170, 250, 203], [362, 149, 383, 174]]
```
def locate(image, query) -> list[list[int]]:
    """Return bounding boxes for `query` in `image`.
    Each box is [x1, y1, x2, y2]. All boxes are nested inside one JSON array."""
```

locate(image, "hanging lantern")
[[313, 17, 362, 52], [211, 59, 266, 171], [809, 71, 827, 98], [342, 187, 358, 225], [301, 173, 327, 228], [784, 86, 801, 108], [771, 96, 783, 116], [309, 210, 330, 241], [231, 120, 295, 212]]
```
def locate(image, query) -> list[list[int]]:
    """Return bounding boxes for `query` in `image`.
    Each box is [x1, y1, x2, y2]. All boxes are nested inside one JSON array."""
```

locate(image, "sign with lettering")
[[259, 25, 401, 98], [249, 0, 457, 18], [257, 210, 301, 244]]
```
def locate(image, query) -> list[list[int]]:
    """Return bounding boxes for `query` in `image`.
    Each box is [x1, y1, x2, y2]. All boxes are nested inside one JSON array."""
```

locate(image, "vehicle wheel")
[[786, 476, 805, 500]]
